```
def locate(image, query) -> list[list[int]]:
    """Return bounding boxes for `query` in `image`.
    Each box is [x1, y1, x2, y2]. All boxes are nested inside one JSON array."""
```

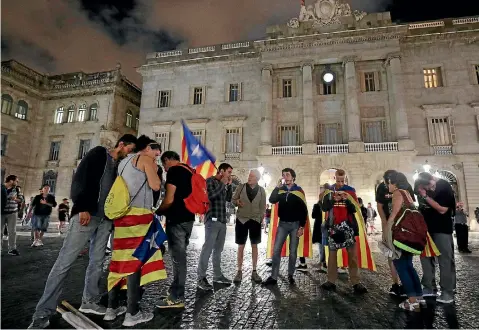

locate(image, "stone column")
[[260, 65, 273, 153], [302, 62, 315, 145], [343, 57, 363, 152]]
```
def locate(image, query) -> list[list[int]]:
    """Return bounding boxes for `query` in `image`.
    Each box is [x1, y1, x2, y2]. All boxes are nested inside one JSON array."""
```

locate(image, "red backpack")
[[177, 164, 210, 215]]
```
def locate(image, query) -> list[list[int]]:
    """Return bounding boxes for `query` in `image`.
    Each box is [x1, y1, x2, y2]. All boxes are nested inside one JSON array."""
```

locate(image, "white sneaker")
[[122, 310, 154, 327], [31, 240, 40, 247], [338, 268, 348, 274], [103, 306, 127, 321], [38, 240, 44, 246], [2, 235, 8, 241]]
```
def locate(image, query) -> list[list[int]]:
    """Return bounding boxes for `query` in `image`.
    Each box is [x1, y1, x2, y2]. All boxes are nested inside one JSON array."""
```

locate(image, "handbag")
[[327, 204, 355, 249]]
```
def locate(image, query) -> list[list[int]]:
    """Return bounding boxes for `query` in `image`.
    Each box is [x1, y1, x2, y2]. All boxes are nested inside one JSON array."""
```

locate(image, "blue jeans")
[[33, 214, 112, 319], [393, 254, 423, 297], [271, 221, 300, 280]]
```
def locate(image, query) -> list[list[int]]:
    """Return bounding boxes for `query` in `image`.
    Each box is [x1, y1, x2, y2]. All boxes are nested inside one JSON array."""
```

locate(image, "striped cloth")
[[420, 233, 441, 257], [266, 188, 313, 258], [108, 207, 167, 291], [181, 126, 216, 179]]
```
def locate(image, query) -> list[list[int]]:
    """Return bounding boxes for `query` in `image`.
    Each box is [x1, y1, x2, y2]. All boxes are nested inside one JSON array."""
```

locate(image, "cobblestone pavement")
[[2, 224, 479, 329]]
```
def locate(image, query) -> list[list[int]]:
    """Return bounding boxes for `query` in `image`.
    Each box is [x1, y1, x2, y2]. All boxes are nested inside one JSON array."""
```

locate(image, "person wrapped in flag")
[[106, 136, 167, 327], [320, 169, 371, 293], [263, 168, 312, 286]]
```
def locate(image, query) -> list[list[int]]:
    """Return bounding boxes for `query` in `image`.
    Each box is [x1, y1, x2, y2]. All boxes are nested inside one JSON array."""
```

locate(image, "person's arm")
[[158, 183, 176, 212], [141, 156, 161, 192], [232, 184, 242, 206], [320, 192, 334, 211], [345, 199, 356, 213], [387, 191, 403, 223], [43, 195, 57, 208], [207, 178, 225, 200], [298, 199, 308, 227], [260, 187, 267, 213], [420, 192, 449, 215], [225, 184, 233, 202], [269, 187, 280, 204]]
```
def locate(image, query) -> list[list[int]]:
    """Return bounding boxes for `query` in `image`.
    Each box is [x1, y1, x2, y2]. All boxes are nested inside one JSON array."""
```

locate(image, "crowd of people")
[[0, 133, 477, 328]]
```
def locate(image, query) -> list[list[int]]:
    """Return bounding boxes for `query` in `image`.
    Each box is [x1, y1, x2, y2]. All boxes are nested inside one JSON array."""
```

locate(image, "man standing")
[[28, 134, 137, 329], [232, 169, 266, 284], [376, 170, 415, 297], [155, 151, 195, 308], [263, 168, 308, 286], [454, 202, 471, 253], [197, 163, 234, 290], [366, 203, 377, 235], [30, 184, 57, 246], [58, 198, 70, 234], [416, 172, 456, 304], [1, 175, 20, 256]]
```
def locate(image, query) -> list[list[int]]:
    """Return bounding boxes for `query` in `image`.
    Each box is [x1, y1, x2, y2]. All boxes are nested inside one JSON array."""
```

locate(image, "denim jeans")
[[33, 214, 112, 319], [166, 221, 194, 300], [393, 254, 422, 297], [197, 221, 227, 280], [271, 221, 300, 280]]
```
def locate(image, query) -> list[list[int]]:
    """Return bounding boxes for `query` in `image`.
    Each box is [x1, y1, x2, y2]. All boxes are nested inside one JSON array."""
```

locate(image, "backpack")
[[177, 164, 209, 215], [392, 191, 428, 255]]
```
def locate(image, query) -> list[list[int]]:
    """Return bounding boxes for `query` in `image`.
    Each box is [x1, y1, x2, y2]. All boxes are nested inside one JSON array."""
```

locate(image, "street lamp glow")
[[323, 72, 334, 83], [413, 171, 419, 181], [258, 178, 265, 187], [258, 166, 265, 175], [423, 163, 431, 173], [263, 173, 271, 186], [433, 171, 441, 178]]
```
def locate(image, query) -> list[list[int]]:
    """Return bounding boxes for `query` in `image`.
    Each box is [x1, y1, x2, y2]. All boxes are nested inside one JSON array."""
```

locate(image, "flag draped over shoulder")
[[421, 233, 441, 257], [108, 208, 167, 291], [181, 120, 216, 179], [322, 188, 377, 271], [266, 187, 313, 258]]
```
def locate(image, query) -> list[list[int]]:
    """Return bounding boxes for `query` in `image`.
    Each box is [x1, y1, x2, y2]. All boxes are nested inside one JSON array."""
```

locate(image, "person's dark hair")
[[416, 172, 433, 187], [5, 175, 17, 183], [358, 197, 363, 204], [388, 171, 410, 190], [282, 168, 296, 181], [383, 170, 397, 182], [160, 151, 180, 162], [115, 134, 137, 148], [218, 163, 233, 173], [134, 135, 157, 152], [63, 198, 69, 201], [41, 184, 50, 188]]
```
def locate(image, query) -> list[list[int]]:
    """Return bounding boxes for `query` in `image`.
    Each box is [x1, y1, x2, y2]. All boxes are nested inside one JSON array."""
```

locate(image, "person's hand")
[[297, 227, 304, 237], [79, 211, 91, 226], [228, 176, 233, 185], [277, 179, 283, 188], [418, 187, 427, 197], [220, 175, 229, 184], [40, 199, 47, 205], [237, 200, 245, 208]]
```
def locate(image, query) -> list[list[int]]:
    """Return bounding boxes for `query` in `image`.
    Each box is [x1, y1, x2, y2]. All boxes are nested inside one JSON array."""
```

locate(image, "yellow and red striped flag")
[[420, 233, 441, 257]]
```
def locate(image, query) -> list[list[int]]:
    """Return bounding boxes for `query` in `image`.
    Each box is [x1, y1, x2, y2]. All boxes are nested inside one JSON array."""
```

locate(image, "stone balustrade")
[[272, 146, 303, 155], [188, 46, 216, 54], [221, 42, 250, 50], [316, 144, 349, 154], [453, 17, 479, 25], [433, 145, 453, 155], [155, 50, 183, 58], [408, 21, 445, 29], [224, 153, 241, 161], [364, 142, 398, 152]]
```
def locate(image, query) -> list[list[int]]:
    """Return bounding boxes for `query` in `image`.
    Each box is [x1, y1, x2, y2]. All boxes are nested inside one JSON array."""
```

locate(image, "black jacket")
[[311, 203, 323, 243], [70, 146, 109, 217], [269, 185, 308, 227], [1, 184, 7, 215]]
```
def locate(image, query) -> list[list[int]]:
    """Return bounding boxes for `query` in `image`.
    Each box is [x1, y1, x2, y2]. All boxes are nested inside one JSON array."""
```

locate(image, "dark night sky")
[[1, 0, 478, 86]]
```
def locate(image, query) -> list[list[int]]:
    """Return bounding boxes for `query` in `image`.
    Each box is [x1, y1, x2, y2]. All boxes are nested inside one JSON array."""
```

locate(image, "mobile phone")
[[281, 179, 286, 185]]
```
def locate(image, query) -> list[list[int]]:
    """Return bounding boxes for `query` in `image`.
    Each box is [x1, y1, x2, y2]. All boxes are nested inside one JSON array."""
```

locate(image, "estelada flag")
[[421, 233, 441, 257], [181, 120, 216, 179], [108, 207, 167, 291], [322, 187, 377, 271], [266, 186, 313, 258]]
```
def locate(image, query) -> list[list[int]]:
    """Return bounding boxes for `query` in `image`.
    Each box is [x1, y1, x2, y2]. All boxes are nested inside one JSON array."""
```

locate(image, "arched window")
[[126, 110, 133, 127], [54, 106, 64, 124], [135, 115, 140, 130], [1, 94, 13, 115], [77, 104, 86, 122], [67, 105, 75, 123], [15, 100, 28, 120], [89, 103, 98, 121]]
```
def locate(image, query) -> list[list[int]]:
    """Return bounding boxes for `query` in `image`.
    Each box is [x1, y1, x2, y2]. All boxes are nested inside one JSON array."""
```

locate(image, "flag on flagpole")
[[181, 120, 217, 178]]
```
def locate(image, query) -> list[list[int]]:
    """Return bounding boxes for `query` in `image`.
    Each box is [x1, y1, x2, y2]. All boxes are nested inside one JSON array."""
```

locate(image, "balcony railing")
[[224, 153, 241, 161], [317, 144, 349, 154], [433, 145, 453, 155], [365, 142, 398, 152], [272, 146, 303, 155]]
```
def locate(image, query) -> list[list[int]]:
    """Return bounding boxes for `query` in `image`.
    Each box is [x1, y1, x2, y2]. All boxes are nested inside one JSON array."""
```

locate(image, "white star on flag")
[[191, 144, 203, 157]]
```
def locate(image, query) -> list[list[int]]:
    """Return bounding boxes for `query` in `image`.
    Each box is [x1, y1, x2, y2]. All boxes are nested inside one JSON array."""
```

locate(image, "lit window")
[[67, 105, 75, 123], [126, 111, 133, 127], [427, 117, 456, 146], [89, 103, 98, 121], [159, 90, 171, 108], [15, 100, 28, 120], [135, 115, 140, 130], [282, 79, 292, 98], [423, 68, 443, 88], [55, 107, 64, 124], [225, 128, 242, 153], [77, 104, 86, 122], [1, 94, 13, 115]]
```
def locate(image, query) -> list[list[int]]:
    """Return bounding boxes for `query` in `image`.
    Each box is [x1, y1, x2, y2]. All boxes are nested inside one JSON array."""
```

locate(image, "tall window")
[[364, 72, 376, 92], [475, 65, 479, 84], [15, 100, 28, 120], [135, 115, 140, 131], [89, 103, 98, 121], [78, 139, 91, 160], [282, 79, 292, 98], [229, 84, 239, 102], [126, 110, 133, 127], [225, 128, 242, 153], [362, 120, 386, 143], [158, 91, 171, 108], [49, 141, 61, 161], [1, 94, 13, 115], [423, 68, 443, 88], [77, 104, 86, 122], [55, 107, 64, 124], [43, 171, 57, 194], [277, 125, 299, 146], [1, 134, 7, 156], [191, 130, 205, 144], [67, 105, 75, 123], [318, 123, 342, 145], [193, 87, 203, 105], [427, 117, 456, 146], [154, 132, 169, 150]]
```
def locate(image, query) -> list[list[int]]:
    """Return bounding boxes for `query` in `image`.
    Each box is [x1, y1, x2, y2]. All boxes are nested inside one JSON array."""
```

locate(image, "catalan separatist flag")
[[181, 120, 217, 179], [322, 187, 377, 271], [266, 187, 313, 258], [420, 233, 441, 257], [108, 208, 167, 291]]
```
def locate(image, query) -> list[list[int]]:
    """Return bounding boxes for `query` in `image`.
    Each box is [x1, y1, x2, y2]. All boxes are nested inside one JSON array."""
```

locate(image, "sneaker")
[[296, 264, 308, 272], [436, 293, 454, 304], [2, 235, 8, 241], [389, 284, 402, 296], [122, 310, 154, 327], [262, 277, 277, 286], [288, 275, 295, 285], [233, 271, 242, 283], [251, 271, 262, 283], [27, 317, 50, 329], [103, 306, 127, 321], [156, 296, 185, 309], [337, 267, 348, 274], [422, 288, 437, 297], [37, 240, 44, 246], [197, 278, 213, 291], [31, 240, 40, 247], [353, 283, 368, 294], [213, 275, 232, 285], [321, 281, 337, 291], [8, 249, 20, 256], [399, 299, 421, 312], [79, 302, 107, 315]]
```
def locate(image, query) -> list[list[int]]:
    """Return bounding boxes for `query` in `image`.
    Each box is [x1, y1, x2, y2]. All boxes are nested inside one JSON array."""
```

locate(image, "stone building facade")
[[138, 1, 479, 228], [1, 60, 141, 200]]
